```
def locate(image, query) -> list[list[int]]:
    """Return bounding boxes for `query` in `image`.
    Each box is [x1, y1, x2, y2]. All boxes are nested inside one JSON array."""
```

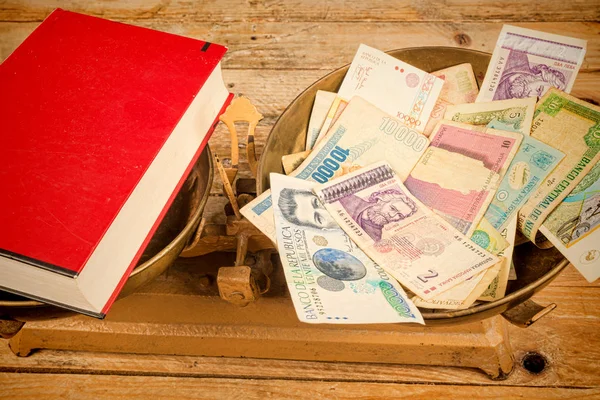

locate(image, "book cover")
[[0, 9, 232, 316]]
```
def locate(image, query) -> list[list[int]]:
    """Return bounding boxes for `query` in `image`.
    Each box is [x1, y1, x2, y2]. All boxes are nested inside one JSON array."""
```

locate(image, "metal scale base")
[[5, 97, 521, 380], [8, 253, 514, 380]]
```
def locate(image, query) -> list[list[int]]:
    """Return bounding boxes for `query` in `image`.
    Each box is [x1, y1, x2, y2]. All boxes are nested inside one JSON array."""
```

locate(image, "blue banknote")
[[484, 126, 565, 231]]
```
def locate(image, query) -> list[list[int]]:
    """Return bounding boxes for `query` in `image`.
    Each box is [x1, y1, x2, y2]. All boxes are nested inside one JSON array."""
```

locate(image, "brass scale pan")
[[257, 47, 569, 325], [0, 47, 569, 326]]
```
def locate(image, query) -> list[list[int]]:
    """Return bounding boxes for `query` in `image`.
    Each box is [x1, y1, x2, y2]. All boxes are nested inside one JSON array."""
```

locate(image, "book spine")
[[100, 92, 234, 315]]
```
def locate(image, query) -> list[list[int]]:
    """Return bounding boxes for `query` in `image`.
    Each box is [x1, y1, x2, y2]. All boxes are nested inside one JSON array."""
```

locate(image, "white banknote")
[[477, 25, 586, 102], [271, 173, 424, 324], [313, 44, 444, 143], [314, 161, 499, 300], [241, 97, 430, 242], [412, 262, 502, 309]]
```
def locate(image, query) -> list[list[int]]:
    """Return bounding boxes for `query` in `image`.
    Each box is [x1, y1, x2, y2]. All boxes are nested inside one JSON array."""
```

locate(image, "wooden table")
[[1, 1, 600, 398]]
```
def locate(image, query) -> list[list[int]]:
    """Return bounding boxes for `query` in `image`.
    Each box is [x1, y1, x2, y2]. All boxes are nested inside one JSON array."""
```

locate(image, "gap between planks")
[[1, 373, 600, 400], [1, 0, 599, 23]]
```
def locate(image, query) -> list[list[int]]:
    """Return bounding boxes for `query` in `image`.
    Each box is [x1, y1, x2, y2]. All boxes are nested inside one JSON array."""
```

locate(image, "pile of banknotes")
[[241, 25, 599, 324]]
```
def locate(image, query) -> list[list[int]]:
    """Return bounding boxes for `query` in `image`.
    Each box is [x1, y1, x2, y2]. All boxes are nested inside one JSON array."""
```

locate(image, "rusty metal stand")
[[176, 97, 277, 307], [8, 258, 514, 379]]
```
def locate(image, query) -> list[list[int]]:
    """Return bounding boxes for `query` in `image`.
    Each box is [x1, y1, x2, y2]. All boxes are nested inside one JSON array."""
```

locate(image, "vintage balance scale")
[[0, 47, 569, 379]]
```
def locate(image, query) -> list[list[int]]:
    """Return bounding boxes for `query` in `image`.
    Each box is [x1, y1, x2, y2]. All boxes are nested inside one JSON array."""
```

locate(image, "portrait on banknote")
[[271, 173, 424, 324], [337, 188, 418, 241], [477, 25, 586, 102], [278, 187, 339, 230], [494, 51, 568, 100], [315, 162, 500, 299]]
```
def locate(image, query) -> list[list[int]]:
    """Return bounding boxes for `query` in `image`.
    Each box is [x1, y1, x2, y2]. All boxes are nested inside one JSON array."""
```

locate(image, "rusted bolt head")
[[229, 291, 246, 301]]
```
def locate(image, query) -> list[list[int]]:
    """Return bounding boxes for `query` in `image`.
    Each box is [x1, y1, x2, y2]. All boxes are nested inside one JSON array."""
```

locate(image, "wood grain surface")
[[0, 284, 598, 388], [1, 0, 599, 398], [2, 21, 600, 71], [2, 374, 600, 399], [1, 0, 599, 22]]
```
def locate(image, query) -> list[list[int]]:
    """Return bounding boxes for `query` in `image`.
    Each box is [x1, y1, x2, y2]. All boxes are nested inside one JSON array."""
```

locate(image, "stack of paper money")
[[241, 26, 599, 324]]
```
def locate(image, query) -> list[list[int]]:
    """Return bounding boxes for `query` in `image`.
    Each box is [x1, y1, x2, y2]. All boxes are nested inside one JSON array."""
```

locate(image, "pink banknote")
[[404, 121, 522, 236]]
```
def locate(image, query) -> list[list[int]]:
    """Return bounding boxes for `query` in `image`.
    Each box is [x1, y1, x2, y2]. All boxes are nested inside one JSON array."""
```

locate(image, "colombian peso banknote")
[[241, 97, 430, 243], [445, 97, 536, 135], [518, 89, 600, 245], [270, 173, 424, 324], [540, 162, 600, 282], [314, 162, 499, 300], [477, 25, 586, 103], [404, 121, 523, 237]]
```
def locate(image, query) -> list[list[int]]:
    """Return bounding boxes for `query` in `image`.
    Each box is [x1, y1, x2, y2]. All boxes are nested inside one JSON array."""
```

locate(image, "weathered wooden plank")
[[1, 0, 598, 23], [552, 264, 600, 287], [0, 373, 599, 399], [1, 22, 599, 70], [507, 287, 600, 387], [0, 285, 598, 387]]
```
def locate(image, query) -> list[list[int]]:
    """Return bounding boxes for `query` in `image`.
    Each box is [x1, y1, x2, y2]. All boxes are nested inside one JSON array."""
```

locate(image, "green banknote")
[[518, 89, 600, 246], [540, 162, 600, 282]]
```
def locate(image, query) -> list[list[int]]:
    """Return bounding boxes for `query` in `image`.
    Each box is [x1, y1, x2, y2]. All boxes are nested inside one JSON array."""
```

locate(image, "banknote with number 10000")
[[313, 44, 444, 144], [241, 97, 429, 243]]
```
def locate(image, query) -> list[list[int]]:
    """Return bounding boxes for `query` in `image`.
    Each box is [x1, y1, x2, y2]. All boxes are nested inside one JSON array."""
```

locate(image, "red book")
[[0, 9, 232, 317]]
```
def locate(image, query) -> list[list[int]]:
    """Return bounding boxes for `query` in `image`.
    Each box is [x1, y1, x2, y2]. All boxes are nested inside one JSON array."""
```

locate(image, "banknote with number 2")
[[314, 161, 499, 300], [241, 97, 429, 243]]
